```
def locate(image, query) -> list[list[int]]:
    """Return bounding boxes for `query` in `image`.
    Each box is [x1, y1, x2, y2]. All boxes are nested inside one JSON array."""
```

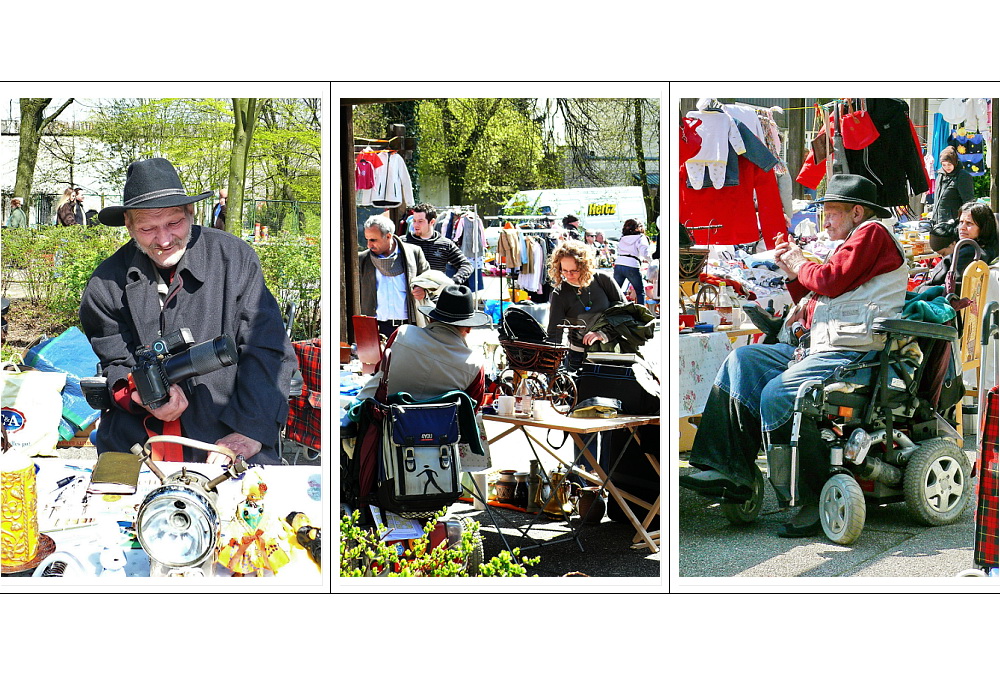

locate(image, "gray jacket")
[[358, 235, 429, 321]]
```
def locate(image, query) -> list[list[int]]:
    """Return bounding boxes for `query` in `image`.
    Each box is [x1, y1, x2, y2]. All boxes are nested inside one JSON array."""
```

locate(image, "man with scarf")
[[358, 214, 429, 338], [680, 175, 907, 537]]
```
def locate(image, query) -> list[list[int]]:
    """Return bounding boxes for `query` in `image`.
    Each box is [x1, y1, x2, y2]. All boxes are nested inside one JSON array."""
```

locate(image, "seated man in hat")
[[680, 174, 908, 537], [79, 158, 297, 465], [356, 285, 487, 408]]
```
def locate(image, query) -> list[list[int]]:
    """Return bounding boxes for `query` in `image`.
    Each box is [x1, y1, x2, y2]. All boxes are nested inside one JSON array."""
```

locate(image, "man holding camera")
[[79, 158, 296, 464]]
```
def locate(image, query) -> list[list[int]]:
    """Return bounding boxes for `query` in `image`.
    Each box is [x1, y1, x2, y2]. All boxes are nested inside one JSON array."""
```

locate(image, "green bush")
[[254, 231, 321, 340], [339, 508, 539, 577]]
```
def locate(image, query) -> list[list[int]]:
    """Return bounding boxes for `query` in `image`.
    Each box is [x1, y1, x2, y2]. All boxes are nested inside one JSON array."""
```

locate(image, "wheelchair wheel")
[[547, 371, 577, 414], [721, 464, 765, 525], [820, 473, 866, 545], [903, 438, 972, 526]]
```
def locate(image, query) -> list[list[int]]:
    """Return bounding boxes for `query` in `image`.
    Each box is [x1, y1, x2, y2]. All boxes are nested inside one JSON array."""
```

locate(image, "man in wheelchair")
[[681, 174, 928, 539]]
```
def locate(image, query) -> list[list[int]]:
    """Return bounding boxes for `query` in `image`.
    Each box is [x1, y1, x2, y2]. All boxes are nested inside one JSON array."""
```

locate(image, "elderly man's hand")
[[132, 384, 188, 422], [210, 432, 263, 465], [411, 286, 427, 302]]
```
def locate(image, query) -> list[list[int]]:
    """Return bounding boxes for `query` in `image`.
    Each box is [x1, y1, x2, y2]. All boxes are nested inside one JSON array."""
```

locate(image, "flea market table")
[[3, 458, 322, 580], [480, 412, 660, 553]]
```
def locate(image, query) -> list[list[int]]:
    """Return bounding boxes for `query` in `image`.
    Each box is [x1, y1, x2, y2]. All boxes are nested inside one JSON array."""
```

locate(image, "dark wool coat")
[[79, 225, 297, 461]]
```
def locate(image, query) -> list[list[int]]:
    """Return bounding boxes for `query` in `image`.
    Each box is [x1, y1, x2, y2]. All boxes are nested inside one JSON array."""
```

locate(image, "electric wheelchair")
[[723, 318, 972, 545]]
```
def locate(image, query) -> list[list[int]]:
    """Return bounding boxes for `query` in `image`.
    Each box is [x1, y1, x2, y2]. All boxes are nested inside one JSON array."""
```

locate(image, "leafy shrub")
[[339, 508, 539, 577], [254, 231, 321, 340]]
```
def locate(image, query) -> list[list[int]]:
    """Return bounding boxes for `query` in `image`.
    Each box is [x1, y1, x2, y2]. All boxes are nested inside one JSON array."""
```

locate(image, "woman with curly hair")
[[546, 239, 624, 370]]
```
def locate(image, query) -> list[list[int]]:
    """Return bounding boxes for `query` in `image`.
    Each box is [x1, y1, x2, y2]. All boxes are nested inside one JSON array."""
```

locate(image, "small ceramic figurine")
[[217, 473, 290, 576]]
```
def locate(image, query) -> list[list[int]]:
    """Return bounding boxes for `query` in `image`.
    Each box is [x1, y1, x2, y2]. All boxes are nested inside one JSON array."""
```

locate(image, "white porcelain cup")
[[497, 395, 516, 416], [533, 400, 552, 420]]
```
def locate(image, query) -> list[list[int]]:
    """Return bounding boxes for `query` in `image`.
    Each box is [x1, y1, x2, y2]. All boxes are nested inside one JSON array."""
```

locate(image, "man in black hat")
[[356, 285, 488, 408], [79, 158, 297, 464], [680, 174, 908, 537]]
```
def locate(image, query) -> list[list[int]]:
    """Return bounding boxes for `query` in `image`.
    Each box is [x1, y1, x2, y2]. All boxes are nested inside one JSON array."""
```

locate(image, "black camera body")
[[132, 329, 238, 409], [83, 329, 238, 411]]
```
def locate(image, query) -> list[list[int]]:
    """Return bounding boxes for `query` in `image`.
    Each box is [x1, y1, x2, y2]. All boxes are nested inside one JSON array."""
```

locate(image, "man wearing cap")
[[358, 213, 430, 338], [680, 174, 908, 537], [356, 285, 487, 408], [5, 197, 27, 228], [79, 158, 297, 464]]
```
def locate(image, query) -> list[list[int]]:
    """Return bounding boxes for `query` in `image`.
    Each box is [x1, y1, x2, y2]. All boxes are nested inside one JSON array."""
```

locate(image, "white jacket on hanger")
[[358, 151, 414, 208]]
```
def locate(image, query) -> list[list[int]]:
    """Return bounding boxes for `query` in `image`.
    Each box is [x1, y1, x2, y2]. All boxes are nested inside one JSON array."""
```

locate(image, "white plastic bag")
[[1, 364, 66, 457]]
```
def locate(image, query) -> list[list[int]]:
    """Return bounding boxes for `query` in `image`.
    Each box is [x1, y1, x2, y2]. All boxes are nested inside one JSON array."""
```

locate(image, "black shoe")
[[679, 470, 751, 501], [777, 503, 821, 538], [742, 304, 784, 344]]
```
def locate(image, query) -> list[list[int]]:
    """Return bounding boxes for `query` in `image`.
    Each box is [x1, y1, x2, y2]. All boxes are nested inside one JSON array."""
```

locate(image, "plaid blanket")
[[287, 338, 321, 451], [975, 386, 999, 568]]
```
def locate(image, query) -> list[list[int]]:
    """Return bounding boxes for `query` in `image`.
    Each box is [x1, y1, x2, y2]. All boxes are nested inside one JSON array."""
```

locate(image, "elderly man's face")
[[822, 202, 860, 242], [127, 207, 192, 269], [364, 226, 394, 256]]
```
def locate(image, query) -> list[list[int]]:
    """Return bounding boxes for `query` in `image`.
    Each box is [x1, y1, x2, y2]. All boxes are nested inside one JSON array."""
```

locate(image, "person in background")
[[931, 146, 974, 227], [546, 239, 624, 371], [955, 201, 999, 266], [72, 188, 87, 228], [914, 218, 959, 291], [358, 214, 430, 338], [613, 218, 651, 306], [409, 269, 453, 327], [5, 197, 27, 228], [561, 214, 582, 240], [56, 187, 76, 225], [212, 188, 227, 229], [403, 203, 473, 285]]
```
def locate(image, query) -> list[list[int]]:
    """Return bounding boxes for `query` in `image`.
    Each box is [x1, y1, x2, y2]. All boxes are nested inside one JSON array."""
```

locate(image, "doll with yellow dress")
[[217, 472, 291, 576]]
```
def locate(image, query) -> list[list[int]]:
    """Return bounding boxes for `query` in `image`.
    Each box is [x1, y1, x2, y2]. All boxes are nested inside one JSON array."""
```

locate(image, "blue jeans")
[[689, 343, 875, 493], [613, 265, 644, 305]]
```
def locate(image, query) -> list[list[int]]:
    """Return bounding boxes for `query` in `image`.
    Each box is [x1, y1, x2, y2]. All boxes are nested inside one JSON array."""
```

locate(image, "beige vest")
[[809, 222, 908, 354]]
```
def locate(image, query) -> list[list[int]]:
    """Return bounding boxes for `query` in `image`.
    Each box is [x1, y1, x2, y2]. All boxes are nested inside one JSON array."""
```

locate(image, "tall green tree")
[[13, 98, 74, 219], [417, 98, 558, 209], [226, 98, 264, 233]]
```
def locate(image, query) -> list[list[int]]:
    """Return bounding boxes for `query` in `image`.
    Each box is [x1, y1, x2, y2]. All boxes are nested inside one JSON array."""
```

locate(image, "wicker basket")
[[679, 247, 709, 283], [499, 339, 567, 375]]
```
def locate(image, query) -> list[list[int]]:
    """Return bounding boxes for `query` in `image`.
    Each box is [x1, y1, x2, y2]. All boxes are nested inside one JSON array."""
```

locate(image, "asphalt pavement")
[[677, 441, 982, 579]]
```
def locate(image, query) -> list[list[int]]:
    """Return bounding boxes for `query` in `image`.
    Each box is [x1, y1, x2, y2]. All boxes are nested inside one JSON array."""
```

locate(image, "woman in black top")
[[932, 146, 974, 226], [546, 240, 624, 370]]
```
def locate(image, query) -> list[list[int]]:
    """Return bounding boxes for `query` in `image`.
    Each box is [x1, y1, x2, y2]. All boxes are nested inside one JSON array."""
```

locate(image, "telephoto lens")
[[162, 335, 238, 384]]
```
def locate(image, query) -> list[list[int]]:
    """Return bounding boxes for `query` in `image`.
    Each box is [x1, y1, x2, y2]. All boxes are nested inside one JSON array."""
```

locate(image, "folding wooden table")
[[481, 413, 660, 553]]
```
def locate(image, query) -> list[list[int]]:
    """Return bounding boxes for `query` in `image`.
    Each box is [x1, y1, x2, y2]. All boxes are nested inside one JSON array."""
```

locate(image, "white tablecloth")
[[678, 331, 733, 417]]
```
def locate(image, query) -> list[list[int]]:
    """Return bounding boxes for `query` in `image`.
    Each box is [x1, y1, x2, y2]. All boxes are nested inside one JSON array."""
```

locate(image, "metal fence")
[[240, 199, 321, 237], [2, 192, 320, 235]]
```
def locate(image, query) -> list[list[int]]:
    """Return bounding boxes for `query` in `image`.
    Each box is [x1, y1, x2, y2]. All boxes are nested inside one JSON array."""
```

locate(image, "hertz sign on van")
[[587, 203, 617, 216]]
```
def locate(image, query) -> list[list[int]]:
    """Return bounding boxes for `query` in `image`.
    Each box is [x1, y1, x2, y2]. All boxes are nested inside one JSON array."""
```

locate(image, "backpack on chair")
[[377, 400, 463, 518]]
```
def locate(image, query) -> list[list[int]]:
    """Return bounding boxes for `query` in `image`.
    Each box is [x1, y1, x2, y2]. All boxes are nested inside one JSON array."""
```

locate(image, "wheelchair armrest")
[[872, 318, 958, 342]]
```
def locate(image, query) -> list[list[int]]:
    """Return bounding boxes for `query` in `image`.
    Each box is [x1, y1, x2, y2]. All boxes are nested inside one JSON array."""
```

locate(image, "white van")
[[501, 186, 650, 241]]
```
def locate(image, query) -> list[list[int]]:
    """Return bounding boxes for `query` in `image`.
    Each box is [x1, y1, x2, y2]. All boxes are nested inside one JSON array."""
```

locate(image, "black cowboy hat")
[[812, 174, 892, 219], [418, 285, 490, 327], [98, 158, 213, 227]]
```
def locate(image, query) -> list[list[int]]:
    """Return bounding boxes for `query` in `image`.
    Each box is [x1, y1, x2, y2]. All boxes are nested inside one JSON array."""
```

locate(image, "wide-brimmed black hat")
[[812, 174, 891, 219], [99, 158, 213, 227], [418, 285, 490, 327]]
